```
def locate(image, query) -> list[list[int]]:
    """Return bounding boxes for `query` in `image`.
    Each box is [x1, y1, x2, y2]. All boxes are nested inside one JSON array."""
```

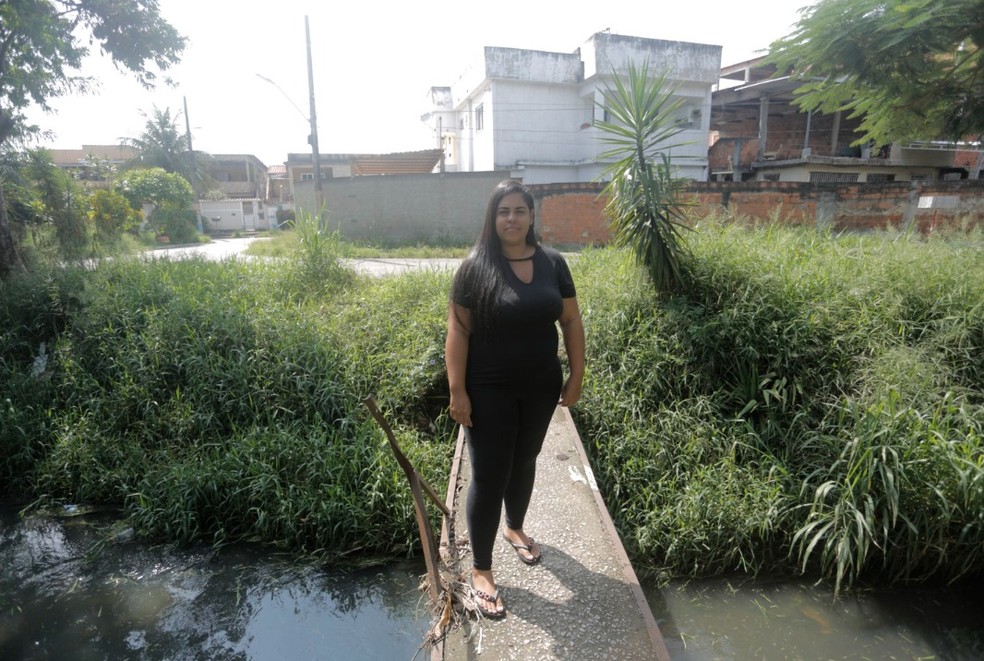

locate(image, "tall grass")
[[1, 219, 982, 590], [574, 220, 984, 590], [0, 241, 453, 562]]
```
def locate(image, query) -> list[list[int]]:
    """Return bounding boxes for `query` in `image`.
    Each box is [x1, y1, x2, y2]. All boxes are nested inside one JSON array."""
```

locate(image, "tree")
[[595, 61, 693, 295], [767, 0, 984, 148], [115, 167, 197, 242], [89, 189, 141, 246], [122, 106, 213, 195], [0, 0, 186, 274]]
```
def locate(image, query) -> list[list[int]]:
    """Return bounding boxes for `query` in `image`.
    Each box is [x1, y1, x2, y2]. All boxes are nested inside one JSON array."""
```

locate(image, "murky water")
[[0, 507, 431, 660], [6, 505, 984, 660], [645, 573, 984, 660]]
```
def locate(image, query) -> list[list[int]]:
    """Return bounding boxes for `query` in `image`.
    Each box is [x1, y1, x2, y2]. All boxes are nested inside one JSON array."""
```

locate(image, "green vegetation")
[[575, 219, 984, 592], [768, 0, 984, 147], [596, 61, 693, 295], [2, 219, 983, 591], [247, 228, 470, 259], [0, 0, 186, 274], [0, 223, 451, 562]]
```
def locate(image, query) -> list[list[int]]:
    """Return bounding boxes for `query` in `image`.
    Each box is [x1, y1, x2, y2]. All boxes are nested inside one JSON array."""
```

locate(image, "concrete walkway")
[[436, 407, 670, 660]]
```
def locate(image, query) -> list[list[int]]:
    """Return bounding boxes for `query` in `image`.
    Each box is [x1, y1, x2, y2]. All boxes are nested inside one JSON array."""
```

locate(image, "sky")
[[25, 0, 811, 166]]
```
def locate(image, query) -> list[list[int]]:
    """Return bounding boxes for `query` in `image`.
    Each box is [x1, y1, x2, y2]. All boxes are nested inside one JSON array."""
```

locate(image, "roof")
[[210, 153, 267, 169], [47, 144, 137, 167], [286, 149, 443, 175], [352, 149, 443, 175]]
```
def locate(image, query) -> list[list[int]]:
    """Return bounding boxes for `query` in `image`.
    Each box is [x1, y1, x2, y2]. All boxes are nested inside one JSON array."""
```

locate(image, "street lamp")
[[256, 74, 309, 123], [254, 16, 323, 217]]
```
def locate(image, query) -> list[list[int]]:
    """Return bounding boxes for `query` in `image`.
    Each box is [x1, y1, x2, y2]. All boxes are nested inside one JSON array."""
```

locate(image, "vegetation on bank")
[[575, 220, 984, 591], [1, 218, 983, 592], [245, 228, 471, 259]]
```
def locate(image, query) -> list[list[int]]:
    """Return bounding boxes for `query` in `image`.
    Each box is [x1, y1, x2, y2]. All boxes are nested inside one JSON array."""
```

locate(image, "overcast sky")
[[25, 0, 810, 166]]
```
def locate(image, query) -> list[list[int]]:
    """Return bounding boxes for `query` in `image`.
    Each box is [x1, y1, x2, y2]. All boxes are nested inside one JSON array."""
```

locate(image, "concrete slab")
[[435, 407, 670, 660]]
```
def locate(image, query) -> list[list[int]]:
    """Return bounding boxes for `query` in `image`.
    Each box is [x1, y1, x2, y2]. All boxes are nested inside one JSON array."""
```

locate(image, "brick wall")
[[532, 180, 984, 246], [530, 182, 610, 246]]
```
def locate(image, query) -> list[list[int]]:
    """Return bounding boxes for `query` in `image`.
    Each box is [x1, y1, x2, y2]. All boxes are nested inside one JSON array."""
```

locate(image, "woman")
[[445, 179, 585, 619]]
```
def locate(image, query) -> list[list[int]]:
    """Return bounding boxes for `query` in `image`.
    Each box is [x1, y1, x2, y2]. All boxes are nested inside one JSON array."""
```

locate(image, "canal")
[[3, 505, 983, 659]]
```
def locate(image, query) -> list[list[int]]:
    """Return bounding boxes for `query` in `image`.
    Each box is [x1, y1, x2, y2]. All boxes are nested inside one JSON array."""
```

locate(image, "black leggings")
[[464, 364, 562, 571]]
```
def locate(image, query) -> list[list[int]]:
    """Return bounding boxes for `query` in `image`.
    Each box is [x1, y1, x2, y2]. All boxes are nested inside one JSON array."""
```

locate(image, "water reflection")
[[645, 573, 984, 660], [0, 507, 430, 660]]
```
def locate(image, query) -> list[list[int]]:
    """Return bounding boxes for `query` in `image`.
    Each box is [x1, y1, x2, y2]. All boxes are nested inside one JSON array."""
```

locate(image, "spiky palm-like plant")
[[596, 61, 693, 295]]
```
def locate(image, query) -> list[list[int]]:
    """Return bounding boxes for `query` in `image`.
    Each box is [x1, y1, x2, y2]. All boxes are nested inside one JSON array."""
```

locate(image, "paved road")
[[145, 237, 265, 261], [146, 237, 463, 276]]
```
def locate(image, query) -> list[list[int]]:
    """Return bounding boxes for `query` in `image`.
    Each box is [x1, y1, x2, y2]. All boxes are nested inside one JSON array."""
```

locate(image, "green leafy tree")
[[122, 106, 213, 195], [0, 0, 186, 274], [768, 0, 984, 148], [595, 61, 693, 295], [115, 167, 196, 242], [89, 189, 141, 246]]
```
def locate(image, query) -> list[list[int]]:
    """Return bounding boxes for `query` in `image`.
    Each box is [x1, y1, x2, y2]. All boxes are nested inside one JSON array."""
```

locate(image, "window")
[[810, 172, 860, 183], [301, 169, 332, 181], [866, 173, 895, 183], [762, 174, 780, 182], [475, 104, 484, 131]]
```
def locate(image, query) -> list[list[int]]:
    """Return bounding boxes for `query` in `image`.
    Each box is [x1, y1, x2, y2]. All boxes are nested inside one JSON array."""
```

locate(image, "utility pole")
[[184, 96, 203, 231], [183, 96, 193, 152], [305, 15, 323, 217]]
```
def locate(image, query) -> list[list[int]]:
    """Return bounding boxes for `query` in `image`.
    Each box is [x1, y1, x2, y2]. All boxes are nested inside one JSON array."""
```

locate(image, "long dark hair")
[[451, 179, 537, 337]]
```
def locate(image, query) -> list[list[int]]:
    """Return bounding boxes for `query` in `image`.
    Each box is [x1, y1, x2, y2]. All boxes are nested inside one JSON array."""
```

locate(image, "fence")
[[294, 175, 984, 247]]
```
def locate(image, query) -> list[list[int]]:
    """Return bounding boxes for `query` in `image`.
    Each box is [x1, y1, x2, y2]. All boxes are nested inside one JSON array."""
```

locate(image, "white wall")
[[199, 199, 268, 233]]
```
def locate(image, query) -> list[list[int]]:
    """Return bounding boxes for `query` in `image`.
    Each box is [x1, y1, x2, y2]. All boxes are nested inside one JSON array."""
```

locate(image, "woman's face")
[[494, 192, 532, 248]]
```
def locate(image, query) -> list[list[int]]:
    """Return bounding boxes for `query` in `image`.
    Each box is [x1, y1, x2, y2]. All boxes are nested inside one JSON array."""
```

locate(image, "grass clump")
[[248, 226, 470, 260], [572, 221, 984, 591], [0, 237, 454, 562]]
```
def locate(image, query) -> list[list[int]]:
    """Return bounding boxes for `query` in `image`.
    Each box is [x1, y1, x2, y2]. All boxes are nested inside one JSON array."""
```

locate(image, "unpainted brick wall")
[[531, 180, 984, 246]]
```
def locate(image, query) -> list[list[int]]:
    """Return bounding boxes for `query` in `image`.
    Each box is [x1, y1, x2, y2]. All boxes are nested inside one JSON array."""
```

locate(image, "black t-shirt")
[[453, 246, 576, 386]]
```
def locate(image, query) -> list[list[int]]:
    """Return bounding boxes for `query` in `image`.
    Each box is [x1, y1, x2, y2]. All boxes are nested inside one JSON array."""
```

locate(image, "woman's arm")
[[558, 296, 585, 407], [445, 303, 473, 427]]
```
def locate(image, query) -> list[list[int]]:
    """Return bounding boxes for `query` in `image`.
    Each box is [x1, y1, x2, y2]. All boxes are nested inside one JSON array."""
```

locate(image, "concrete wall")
[[293, 171, 511, 243], [582, 33, 721, 84]]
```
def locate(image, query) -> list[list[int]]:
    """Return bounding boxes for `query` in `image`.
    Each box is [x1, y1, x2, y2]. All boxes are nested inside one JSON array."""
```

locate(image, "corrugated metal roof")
[[286, 149, 443, 175], [351, 149, 443, 175]]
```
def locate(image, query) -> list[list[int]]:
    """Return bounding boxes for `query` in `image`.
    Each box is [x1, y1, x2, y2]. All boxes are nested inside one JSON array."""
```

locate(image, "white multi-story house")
[[423, 31, 722, 184]]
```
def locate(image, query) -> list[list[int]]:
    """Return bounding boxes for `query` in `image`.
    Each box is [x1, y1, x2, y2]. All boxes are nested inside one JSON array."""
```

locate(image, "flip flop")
[[502, 533, 542, 565], [468, 576, 506, 619]]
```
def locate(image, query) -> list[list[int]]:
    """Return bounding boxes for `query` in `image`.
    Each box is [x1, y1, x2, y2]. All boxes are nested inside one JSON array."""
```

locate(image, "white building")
[[423, 31, 722, 184]]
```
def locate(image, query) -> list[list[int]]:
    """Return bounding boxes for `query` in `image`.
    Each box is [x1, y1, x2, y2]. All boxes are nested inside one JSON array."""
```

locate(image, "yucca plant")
[[596, 60, 694, 295]]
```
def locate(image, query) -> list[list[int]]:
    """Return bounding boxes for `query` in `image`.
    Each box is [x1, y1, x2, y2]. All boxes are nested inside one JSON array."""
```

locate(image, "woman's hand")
[[449, 389, 473, 427], [559, 377, 582, 407]]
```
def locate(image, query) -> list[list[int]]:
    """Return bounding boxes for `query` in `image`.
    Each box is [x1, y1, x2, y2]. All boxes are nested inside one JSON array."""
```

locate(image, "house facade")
[[48, 144, 138, 187], [206, 154, 268, 199], [709, 57, 984, 183], [423, 31, 722, 184]]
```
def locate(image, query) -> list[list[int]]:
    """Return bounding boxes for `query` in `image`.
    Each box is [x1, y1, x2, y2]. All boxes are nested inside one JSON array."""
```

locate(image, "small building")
[[198, 198, 269, 233]]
